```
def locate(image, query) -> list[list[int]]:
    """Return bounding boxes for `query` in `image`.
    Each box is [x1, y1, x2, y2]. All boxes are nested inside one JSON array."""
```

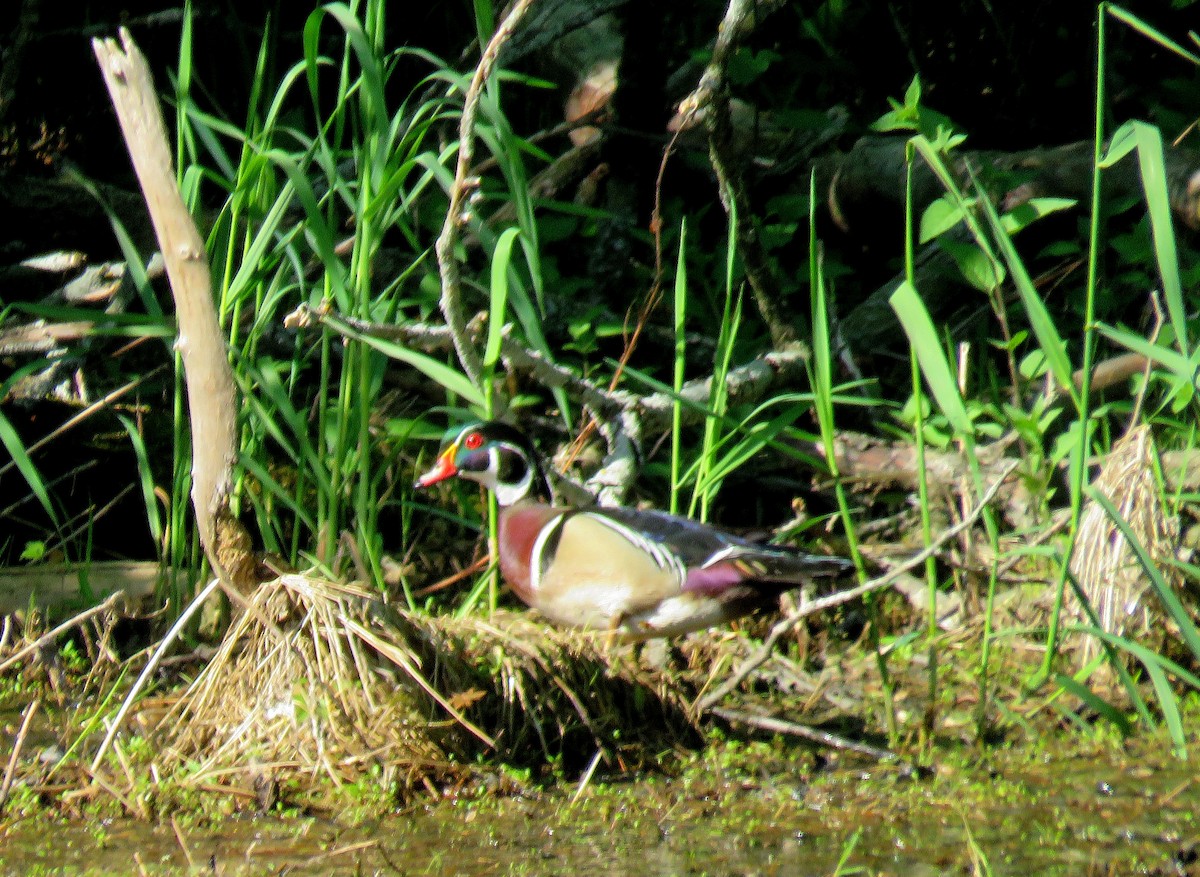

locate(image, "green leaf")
[[919, 196, 968, 243], [974, 181, 1075, 400], [486, 227, 520, 369], [1146, 659, 1186, 757], [1052, 673, 1133, 732], [1101, 121, 1186, 357], [1106, 5, 1200, 65], [1001, 197, 1078, 234], [941, 239, 1006, 292], [889, 281, 971, 435], [1122, 122, 1186, 356], [1095, 321, 1196, 382]]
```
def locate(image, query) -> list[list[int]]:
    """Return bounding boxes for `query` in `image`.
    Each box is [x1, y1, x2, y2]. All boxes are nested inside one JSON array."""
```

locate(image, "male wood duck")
[[416, 421, 852, 640]]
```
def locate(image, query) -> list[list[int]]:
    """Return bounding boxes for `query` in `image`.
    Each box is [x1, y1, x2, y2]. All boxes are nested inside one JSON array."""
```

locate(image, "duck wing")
[[592, 506, 852, 595]]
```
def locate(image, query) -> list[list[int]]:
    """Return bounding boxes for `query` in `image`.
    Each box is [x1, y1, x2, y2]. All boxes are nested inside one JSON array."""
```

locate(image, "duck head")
[[415, 421, 547, 507]]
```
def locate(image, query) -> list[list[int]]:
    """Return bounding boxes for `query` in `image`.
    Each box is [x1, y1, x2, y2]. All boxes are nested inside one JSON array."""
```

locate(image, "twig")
[[695, 460, 1018, 712], [569, 748, 605, 805], [91, 575, 223, 771], [171, 817, 196, 870], [0, 367, 166, 481], [677, 0, 795, 348], [498, 325, 629, 416], [0, 698, 39, 814], [0, 592, 124, 676], [434, 0, 537, 389], [709, 707, 897, 761], [412, 556, 489, 598], [309, 840, 381, 864], [50, 483, 135, 555]]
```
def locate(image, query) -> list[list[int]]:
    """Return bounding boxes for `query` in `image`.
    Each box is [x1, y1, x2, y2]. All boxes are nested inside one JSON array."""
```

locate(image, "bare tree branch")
[[93, 29, 253, 588], [434, 0, 538, 390], [676, 0, 797, 348]]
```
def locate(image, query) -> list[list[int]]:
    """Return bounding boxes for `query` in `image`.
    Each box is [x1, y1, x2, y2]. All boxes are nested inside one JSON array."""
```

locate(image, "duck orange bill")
[[415, 446, 458, 488]]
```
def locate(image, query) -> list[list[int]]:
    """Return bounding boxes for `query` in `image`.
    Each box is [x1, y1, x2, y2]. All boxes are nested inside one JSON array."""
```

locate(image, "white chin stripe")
[[489, 444, 534, 506]]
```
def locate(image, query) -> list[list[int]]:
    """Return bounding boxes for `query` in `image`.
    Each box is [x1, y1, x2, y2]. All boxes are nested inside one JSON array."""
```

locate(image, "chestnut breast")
[[504, 507, 684, 631]]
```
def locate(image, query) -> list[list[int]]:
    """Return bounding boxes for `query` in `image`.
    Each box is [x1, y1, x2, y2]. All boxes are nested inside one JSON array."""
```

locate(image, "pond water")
[[2, 741, 1196, 876]]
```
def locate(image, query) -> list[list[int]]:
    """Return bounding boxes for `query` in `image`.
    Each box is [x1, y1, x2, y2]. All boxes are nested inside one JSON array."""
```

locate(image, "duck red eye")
[[463, 431, 484, 450]]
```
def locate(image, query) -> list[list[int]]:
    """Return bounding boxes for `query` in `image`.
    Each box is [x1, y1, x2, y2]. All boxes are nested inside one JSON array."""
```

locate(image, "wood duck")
[[416, 421, 852, 640]]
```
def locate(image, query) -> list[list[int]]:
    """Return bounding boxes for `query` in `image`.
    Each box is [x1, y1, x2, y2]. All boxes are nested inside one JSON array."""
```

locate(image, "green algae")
[[5, 615, 1200, 875], [4, 727, 1197, 876]]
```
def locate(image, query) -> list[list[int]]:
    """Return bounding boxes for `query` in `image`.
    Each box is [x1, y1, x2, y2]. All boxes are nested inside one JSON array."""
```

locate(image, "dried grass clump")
[[152, 574, 697, 798], [415, 611, 698, 765], [1064, 425, 1181, 680]]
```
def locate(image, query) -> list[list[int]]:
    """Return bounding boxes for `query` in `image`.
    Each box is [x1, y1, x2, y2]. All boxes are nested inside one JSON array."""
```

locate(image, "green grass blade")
[[1082, 628, 1200, 758], [116, 414, 164, 550], [324, 4, 387, 133], [0, 408, 56, 523], [671, 220, 687, 516], [485, 227, 520, 373], [1094, 322, 1196, 379], [1101, 120, 1187, 355], [1052, 672, 1134, 733], [1144, 658, 1186, 756], [1106, 5, 1200, 65], [247, 365, 333, 498], [971, 175, 1076, 400], [322, 315, 485, 407], [1088, 628, 1200, 691]]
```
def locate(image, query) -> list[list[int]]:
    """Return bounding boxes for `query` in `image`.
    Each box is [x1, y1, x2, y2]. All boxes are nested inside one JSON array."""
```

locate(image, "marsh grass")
[[3, 0, 1200, 806], [882, 2, 1200, 750], [162, 0, 562, 605]]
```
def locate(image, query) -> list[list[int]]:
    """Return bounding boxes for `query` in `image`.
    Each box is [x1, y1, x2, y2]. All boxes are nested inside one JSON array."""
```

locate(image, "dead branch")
[[0, 699, 39, 815], [676, 0, 797, 348], [291, 306, 817, 506], [93, 29, 253, 589], [709, 706, 896, 761], [434, 0, 537, 391], [817, 136, 1200, 236]]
